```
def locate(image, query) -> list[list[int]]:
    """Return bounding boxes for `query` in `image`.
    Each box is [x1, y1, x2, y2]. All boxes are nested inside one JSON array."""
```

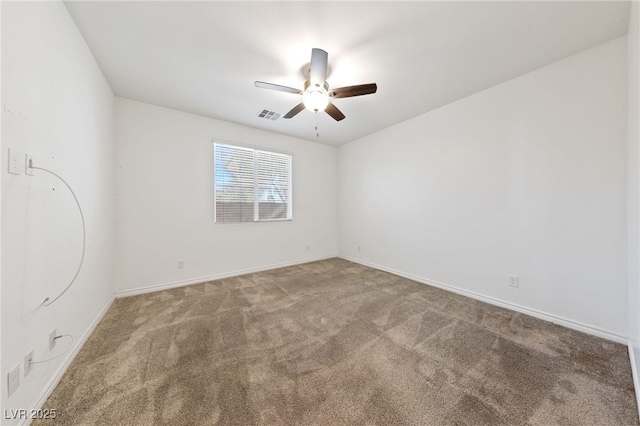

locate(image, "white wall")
[[627, 0, 640, 411], [339, 37, 628, 341], [1, 2, 115, 423], [114, 98, 337, 294]]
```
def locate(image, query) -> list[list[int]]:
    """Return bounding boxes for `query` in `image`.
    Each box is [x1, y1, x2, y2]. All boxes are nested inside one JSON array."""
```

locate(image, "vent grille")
[[257, 109, 281, 121]]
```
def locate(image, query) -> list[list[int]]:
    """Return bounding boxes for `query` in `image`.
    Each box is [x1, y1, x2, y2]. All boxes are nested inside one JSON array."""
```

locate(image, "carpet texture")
[[36, 258, 638, 425]]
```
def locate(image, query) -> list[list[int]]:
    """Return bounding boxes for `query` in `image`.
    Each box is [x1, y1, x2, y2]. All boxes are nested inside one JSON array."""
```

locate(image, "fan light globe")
[[303, 85, 329, 112]]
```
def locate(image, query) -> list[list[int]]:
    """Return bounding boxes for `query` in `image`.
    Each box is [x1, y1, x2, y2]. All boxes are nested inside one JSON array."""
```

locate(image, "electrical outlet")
[[7, 365, 20, 397], [306, 244, 310, 251], [24, 350, 34, 376], [8, 148, 22, 175], [177, 260, 185, 269], [509, 276, 520, 288], [358, 246, 361, 252], [49, 329, 57, 351], [25, 154, 34, 175]]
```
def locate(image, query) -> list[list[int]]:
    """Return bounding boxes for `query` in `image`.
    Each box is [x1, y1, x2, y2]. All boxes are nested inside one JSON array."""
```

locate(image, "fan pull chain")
[[315, 112, 320, 138]]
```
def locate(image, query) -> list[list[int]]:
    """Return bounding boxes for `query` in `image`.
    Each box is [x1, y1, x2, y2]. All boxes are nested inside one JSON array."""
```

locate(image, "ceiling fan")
[[255, 48, 377, 121]]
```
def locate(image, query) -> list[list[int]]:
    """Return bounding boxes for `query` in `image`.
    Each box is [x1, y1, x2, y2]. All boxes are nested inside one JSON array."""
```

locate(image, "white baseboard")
[[21, 295, 116, 426], [339, 255, 627, 344], [629, 344, 640, 420], [115, 254, 338, 298]]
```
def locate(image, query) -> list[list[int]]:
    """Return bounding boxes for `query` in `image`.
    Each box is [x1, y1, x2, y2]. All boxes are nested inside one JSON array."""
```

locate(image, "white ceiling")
[[64, 1, 631, 146]]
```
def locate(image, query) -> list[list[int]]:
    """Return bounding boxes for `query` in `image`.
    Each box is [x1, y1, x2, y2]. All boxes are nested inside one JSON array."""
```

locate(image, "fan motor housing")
[[304, 80, 329, 92]]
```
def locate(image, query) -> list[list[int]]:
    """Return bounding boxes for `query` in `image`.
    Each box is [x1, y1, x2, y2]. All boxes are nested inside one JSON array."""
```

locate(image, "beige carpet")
[[36, 258, 638, 425]]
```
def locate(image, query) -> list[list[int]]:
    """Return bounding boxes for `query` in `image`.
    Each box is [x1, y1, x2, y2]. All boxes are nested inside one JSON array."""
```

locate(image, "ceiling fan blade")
[[330, 83, 377, 99], [255, 81, 303, 95], [325, 102, 345, 121], [309, 48, 328, 85], [283, 103, 306, 119]]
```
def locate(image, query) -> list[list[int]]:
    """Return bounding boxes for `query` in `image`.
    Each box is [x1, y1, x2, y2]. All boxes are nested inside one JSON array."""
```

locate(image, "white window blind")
[[214, 142, 292, 223]]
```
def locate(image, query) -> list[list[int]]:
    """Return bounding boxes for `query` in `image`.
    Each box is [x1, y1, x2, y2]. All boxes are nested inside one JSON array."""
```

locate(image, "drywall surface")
[[628, 0, 640, 412], [114, 98, 338, 293], [339, 37, 627, 340], [2, 1, 115, 422]]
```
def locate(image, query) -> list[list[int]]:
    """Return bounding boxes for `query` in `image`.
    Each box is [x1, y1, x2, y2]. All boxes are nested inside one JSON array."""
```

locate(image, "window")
[[214, 142, 292, 223]]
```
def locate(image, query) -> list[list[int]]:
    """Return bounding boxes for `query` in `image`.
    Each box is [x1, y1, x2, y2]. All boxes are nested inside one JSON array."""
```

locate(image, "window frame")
[[213, 140, 293, 224]]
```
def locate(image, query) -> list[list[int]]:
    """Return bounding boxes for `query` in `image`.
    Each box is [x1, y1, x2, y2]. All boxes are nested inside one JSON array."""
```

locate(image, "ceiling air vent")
[[257, 109, 281, 121]]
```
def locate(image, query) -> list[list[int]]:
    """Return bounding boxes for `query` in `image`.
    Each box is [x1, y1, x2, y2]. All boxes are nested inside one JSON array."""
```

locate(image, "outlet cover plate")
[[24, 350, 34, 376], [25, 154, 34, 175], [8, 149, 21, 175], [7, 365, 20, 397], [509, 276, 520, 288], [49, 329, 57, 351]]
